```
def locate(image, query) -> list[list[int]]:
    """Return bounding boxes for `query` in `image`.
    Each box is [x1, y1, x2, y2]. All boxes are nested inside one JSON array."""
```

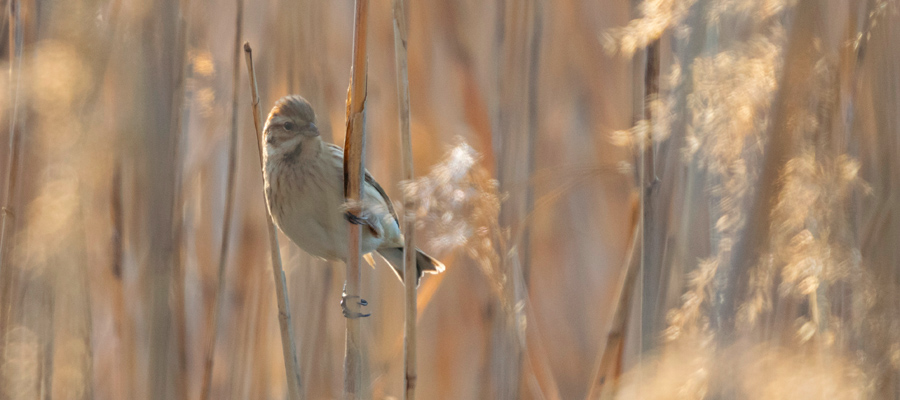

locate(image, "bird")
[[262, 95, 444, 315]]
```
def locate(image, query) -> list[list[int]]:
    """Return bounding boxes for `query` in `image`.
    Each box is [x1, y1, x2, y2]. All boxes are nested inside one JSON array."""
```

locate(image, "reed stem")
[[243, 42, 303, 400], [342, 0, 370, 398], [200, 1, 244, 398], [391, 0, 417, 397]]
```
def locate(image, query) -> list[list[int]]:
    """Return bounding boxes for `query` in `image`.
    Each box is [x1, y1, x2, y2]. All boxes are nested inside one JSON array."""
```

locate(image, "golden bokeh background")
[[0, 0, 898, 399]]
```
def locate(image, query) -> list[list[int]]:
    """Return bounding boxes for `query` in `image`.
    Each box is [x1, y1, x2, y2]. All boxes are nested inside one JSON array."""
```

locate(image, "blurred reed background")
[[0, 0, 898, 399]]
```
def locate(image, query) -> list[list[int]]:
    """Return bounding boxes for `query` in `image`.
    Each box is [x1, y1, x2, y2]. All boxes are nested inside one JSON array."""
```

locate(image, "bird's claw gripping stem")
[[341, 283, 370, 319]]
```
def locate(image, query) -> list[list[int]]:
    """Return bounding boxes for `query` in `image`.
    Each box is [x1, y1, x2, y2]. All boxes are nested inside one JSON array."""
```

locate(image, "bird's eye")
[[283, 122, 296, 131]]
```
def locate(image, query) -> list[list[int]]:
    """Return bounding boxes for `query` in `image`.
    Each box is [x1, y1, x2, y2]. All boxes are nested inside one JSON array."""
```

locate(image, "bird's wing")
[[326, 143, 400, 229], [364, 172, 399, 228]]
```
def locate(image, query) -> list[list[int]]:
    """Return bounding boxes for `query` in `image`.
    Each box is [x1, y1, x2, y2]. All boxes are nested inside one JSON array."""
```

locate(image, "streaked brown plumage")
[[262, 95, 444, 285]]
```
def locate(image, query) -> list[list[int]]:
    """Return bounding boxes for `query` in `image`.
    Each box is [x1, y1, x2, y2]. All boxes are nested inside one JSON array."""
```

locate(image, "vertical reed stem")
[[342, 0, 370, 398], [243, 42, 303, 400], [200, 1, 244, 398], [638, 37, 660, 354], [0, 0, 24, 289], [391, 0, 417, 398], [0, 6, 23, 370], [147, 0, 191, 394]]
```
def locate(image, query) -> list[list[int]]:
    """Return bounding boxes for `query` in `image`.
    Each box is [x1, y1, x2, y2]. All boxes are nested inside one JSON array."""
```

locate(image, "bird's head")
[[263, 95, 321, 160]]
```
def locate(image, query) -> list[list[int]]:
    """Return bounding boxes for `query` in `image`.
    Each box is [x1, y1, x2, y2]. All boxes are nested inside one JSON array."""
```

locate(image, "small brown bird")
[[262, 95, 445, 290]]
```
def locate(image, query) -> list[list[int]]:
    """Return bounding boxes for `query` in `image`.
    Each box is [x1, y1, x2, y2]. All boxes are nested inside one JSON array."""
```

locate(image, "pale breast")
[[265, 145, 401, 262], [266, 158, 348, 261]]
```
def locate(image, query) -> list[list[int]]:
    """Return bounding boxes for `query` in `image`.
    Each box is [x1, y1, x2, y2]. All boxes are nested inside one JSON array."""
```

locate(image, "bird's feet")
[[341, 285, 370, 319]]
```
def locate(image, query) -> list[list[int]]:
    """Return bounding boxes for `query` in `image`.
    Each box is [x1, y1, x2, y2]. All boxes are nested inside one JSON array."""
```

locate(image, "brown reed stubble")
[[243, 42, 303, 400]]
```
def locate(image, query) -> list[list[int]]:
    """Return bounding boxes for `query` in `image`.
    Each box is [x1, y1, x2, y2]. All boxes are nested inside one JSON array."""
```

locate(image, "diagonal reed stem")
[[584, 218, 640, 400], [243, 42, 303, 400]]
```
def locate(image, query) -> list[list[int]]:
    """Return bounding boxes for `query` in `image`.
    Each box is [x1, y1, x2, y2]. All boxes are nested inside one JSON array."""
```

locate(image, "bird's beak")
[[307, 123, 320, 136]]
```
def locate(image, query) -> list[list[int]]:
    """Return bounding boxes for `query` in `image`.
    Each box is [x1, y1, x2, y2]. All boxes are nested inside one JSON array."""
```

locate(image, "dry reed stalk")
[[523, 0, 542, 285], [200, 1, 244, 398], [109, 163, 137, 397], [584, 32, 659, 399], [249, 272, 273, 400], [0, 0, 24, 296], [145, 0, 191, 395], [171, 208, 188, 400], [228, 231, 266, 398], [0, 4, 24, 375], [170, 96, 190, 400], [172, 97, 193, 400], [243, 42, 303, 400], [170, 3, 194, 398], [518, 276, 562, 400], [391, 0, 417, 398], [584, 217, 640, 400], [641, 38, 660, 196], [638, 38, 660, 355], [507, 172, 623, 400], [490, 0, 542, 396], [507, 179, 618, 400], [387, 256, 455, 361], [342, 0, 370, 398], [501, 4, 544, 394], [111, 164, 124, 279]]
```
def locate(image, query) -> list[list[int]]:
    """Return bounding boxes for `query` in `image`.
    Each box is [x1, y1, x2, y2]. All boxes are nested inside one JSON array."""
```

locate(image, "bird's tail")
[[377, 247, 445, 287]]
